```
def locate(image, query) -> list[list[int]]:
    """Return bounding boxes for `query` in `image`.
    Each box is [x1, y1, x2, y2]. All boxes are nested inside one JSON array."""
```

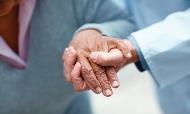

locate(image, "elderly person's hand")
[[62, 29, 132, 97]]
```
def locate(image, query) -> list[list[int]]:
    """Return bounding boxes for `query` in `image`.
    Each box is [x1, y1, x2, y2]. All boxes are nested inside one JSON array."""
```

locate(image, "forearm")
[[130, 8, 190, 88]]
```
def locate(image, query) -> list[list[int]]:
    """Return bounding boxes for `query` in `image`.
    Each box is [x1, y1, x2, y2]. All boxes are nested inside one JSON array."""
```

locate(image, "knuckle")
[[99, 79, 110, 89], [81, 68, 99, 86], [85, 76, 97, 85], [101, 82, 111, 89], [80, 64, 101, 88], [108, 69, 116, 77], [99, 53, 106, 63], [92, 65, 106, 77], [95, 74, 110, 89], [91, 66, 109, 87], [81, 67, 93, 76], [94, 69, 106, 76], [105, 85, 111, 89]]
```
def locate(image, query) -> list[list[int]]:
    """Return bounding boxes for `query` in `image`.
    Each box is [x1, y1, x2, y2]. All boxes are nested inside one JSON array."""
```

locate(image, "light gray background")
[[90, 64, 163, 114]]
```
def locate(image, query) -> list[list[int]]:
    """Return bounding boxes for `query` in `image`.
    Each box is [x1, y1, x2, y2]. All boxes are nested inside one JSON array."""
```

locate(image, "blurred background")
[[90, 64, 163, 114]]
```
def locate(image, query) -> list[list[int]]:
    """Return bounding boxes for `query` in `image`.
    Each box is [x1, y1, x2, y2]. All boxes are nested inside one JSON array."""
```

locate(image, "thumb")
[[89, 49, 124, 67]]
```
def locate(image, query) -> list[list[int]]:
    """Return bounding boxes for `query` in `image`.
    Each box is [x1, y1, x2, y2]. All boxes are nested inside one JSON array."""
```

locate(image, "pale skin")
[[63, 29, 139, 97], [63, 29, 134, 96]]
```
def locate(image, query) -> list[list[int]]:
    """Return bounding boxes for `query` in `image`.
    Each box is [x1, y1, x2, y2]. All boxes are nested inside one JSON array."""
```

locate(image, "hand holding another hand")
[[89, 39, 139, 70], [62, 29, 139, 97]]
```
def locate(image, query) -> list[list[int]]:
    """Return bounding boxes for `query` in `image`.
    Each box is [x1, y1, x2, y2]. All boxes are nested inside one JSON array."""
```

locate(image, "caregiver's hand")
[[63, 29, 132, 97], [90, 39, 139, 71]]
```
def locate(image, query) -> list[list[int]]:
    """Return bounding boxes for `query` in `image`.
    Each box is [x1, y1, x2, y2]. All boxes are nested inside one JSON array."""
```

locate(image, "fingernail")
[[112, 81, 120, 88], [90, 52, 98, 62], [96, 87, 102, 94], [105, 89, 112, 96]]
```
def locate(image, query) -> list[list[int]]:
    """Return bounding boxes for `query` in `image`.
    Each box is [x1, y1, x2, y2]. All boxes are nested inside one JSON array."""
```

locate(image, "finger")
[[78, 54, 102, 94], [106, 66, 120, 88], [71, 62, 89, 92], [90, 61, 113, 97], [62, 46, 77, 82], [90, 49, 124, 67], [116, 40, 132, 58], [105, 36, 132, 59]]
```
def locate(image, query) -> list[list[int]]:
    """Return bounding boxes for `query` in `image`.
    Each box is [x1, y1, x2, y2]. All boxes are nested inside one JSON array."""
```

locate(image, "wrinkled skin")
[[63, 29, 136, 97]]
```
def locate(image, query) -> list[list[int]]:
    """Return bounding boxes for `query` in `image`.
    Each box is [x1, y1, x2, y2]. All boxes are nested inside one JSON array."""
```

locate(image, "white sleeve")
[[131, 8, 190, 88]]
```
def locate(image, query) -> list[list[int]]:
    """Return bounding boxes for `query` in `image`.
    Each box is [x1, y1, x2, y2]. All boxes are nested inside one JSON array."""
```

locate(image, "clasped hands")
[[63, 30, 139, 97]]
